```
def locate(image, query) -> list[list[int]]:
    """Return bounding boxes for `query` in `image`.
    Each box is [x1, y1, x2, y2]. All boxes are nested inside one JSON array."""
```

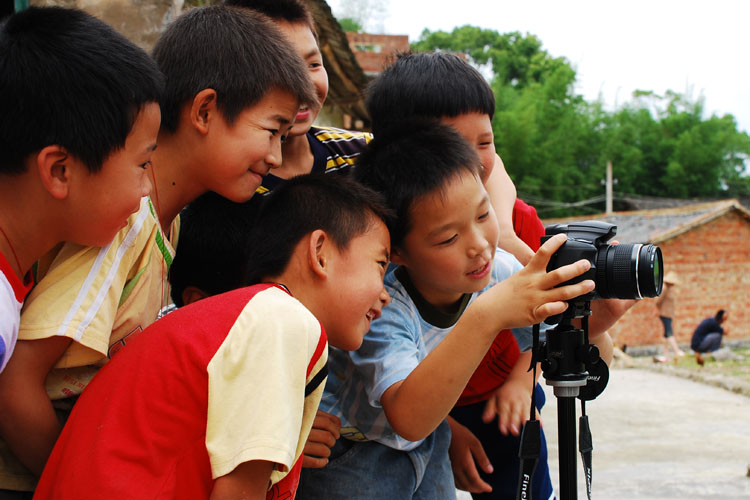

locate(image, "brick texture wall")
[[607, 211, 750, 347], [346, 33, 409, 75]]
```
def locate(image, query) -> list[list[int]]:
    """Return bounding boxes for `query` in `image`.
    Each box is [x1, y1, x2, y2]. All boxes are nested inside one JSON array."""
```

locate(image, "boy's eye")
[[138, 160, 152, 170], [437, 235, 457, 245], [478, 211, 490, 221]]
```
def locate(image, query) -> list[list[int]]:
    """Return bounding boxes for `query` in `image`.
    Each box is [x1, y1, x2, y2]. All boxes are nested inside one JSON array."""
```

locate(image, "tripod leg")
[[557, 397, 577, 500]]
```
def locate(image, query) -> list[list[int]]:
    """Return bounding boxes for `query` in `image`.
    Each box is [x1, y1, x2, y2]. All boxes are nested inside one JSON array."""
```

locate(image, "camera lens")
[[595, 244, 663, 299]]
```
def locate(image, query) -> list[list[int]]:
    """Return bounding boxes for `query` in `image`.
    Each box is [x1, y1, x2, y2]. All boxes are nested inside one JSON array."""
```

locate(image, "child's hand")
[[488, 233, 595, 329], [301, 410, 341, 468], [482, 379, 537, 436], [446, 417, 493, 494]]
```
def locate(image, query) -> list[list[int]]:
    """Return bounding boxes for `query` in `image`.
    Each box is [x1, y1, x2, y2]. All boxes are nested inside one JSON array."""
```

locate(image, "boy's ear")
[[181, 286, 210, 307], [307, 229, 329, 279], [36, 146, 76, 200], [190, 88, 218, 135]]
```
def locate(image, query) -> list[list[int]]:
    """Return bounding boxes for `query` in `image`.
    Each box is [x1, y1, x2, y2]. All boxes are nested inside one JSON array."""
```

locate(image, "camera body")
[[542, 220, 663, 302]]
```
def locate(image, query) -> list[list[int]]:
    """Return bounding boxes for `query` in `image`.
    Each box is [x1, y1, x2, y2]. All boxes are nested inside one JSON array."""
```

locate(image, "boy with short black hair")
[[34, 174, 392, 500], [363, 52, 567, 499], [0, 5, 317, 493], [366, 51, 535, 267], [297, 121, 601, 499], [0, 5, 162, 375], [224, 0, 373, 195]]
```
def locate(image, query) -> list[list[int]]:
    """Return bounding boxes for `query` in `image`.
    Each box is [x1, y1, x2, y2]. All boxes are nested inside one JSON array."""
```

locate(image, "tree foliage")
[[412, 26, 750, 216], [338, 17, 363, 33]]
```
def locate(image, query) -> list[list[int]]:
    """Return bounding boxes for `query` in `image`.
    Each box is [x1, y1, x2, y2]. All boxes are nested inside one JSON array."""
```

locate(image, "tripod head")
[[539, 301, 601, 399]]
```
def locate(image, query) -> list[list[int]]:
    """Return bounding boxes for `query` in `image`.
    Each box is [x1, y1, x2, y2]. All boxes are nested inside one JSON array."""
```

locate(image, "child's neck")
[[397, 266, 468, 315], [273, 132, 314, 180], [149, 133, 207, 231], [0, 180, 59, 279]]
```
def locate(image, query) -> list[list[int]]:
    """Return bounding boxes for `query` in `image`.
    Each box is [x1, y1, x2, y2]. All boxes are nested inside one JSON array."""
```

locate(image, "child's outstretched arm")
[[380, 234, 594, 442], [484, 154, 535, 265]]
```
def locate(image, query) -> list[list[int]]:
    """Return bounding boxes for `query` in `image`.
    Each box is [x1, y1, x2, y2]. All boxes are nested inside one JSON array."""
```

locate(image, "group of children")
[[0, 1, 624, 499]]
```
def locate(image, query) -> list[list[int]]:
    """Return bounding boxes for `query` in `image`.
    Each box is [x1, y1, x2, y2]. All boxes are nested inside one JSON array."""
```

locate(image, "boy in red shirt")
[[35, 175, 392, 500]]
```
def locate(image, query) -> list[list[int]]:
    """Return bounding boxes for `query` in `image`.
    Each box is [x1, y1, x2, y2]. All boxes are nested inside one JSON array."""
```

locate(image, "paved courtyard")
[[459, 367, 750, 499]]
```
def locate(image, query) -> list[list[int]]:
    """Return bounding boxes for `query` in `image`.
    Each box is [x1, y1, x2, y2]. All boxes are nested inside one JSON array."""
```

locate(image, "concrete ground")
[[458, 367, 750, 499]]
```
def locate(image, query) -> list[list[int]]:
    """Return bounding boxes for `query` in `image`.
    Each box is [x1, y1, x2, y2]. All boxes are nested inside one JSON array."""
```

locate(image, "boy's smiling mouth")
[[366, 307, 381, 323], [467, 260, 491, 278]]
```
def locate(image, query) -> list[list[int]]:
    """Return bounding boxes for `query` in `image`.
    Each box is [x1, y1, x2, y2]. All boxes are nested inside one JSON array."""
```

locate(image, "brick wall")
[[346, 32, 409, 75], [607, 211, 750, 347]]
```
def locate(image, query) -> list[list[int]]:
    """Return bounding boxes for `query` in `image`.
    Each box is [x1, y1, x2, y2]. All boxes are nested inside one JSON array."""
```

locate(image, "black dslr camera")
[[532, 220, 664, 500], [543, 220, 663, 302]]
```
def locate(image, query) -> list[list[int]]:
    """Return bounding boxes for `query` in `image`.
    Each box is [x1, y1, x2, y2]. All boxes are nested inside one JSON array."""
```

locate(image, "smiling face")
[[205, 87, 299, 202], [69, 102, 159, 246], [276, 21, 329, 137], [392, 170, 499, 310], [322, 217, 391, 351], [441, 112, 496, 178]]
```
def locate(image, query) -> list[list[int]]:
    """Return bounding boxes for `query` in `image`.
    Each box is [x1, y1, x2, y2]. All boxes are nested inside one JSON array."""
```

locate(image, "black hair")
[[152, 5, 316, 134], [224, 0, 317, 38], [245, 174, 392, 284], [716, 309, 726, 322], [353, 119, 482, 249], [0, 6, 164, 175], [169, 192, 262, 307], [366, 52, 496, 137]]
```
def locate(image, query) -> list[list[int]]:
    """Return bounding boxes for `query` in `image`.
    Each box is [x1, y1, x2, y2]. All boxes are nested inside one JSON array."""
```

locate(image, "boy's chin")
[[329, 331, 365, 352]]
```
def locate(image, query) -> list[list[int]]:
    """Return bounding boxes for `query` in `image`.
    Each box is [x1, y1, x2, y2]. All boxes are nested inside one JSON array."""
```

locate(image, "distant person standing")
[[653, 271, 684, 362], [691, 309, 729, 365]]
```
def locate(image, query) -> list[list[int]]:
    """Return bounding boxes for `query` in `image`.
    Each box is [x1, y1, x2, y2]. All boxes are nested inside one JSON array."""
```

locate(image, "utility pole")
[[605, 160, 613, 215]]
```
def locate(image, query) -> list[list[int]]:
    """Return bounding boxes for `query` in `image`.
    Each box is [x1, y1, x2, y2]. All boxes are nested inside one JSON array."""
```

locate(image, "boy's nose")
[[266, 139, 282, 169], [141, 168, 153, 197], [380, 287, 391, 307], [466, 231, 489, 258]]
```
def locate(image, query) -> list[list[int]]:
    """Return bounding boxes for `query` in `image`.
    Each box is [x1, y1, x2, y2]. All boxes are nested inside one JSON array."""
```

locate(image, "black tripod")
[[537, 302, 608, 500]]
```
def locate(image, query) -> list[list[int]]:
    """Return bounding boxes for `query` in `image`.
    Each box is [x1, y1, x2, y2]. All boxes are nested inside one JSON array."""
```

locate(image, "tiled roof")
[[304, 0, 370, 122], [542, 199, 750, 244]]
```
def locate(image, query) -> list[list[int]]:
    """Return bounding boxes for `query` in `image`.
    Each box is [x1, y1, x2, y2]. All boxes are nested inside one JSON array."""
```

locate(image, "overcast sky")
[[328, 0, 750, 134]]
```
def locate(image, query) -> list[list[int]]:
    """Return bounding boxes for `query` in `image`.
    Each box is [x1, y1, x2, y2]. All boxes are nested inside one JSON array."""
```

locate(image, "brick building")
[[544, 199, 750, 348], [345, 32, 410, 77]]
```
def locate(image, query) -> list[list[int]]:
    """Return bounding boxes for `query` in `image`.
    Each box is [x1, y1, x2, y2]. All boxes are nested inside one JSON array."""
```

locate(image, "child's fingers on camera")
[[534, 301, 568, 321], [544, 258, 591, 288], [535, 233, 567, 258]]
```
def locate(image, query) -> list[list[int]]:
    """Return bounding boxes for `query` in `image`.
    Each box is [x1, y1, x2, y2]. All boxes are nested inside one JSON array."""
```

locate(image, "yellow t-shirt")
[[0, 197, 178, 491]]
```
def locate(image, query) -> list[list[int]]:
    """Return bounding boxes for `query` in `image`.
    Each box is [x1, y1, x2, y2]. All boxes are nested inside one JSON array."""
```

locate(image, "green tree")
[[411, 26, 750, 215], [338, 17, 363, 33]]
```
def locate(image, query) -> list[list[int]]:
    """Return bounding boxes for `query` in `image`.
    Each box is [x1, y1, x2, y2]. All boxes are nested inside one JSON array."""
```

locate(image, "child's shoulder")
[[308, 126, 372, 175], [309, 125, 373, 144]]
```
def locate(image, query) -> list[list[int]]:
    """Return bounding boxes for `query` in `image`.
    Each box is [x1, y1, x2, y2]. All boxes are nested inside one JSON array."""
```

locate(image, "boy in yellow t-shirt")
[[0, 6, 317, 494]]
